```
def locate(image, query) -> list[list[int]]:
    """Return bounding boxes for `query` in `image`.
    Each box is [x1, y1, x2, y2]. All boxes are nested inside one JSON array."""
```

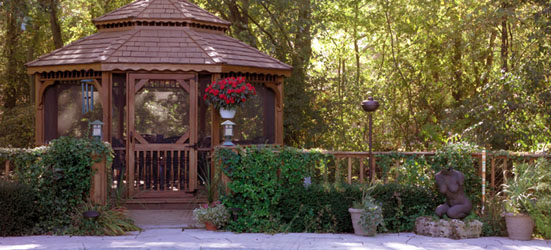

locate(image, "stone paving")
[[1, 228, 550, 250]]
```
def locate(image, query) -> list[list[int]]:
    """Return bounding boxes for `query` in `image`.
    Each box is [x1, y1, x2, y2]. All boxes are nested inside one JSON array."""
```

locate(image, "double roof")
[[26, 0, 291, 76]]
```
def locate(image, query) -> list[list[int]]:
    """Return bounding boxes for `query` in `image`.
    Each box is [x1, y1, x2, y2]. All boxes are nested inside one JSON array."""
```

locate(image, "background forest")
[[0, 0, 549, 152]]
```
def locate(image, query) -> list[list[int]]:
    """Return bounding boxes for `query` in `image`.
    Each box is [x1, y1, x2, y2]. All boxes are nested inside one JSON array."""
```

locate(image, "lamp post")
[[221, 120, 236, 146], [361, 97, 379, 181], [90, 120, 104, 141]]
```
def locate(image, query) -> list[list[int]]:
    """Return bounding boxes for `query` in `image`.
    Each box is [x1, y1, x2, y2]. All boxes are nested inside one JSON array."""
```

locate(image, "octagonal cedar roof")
[[93, 0, 230, 26], [26, 0, 291, 76]]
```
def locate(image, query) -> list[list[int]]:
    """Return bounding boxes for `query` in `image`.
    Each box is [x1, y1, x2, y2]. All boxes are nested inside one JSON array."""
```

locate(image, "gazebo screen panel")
[[229, 84, 275, 145], [44, 81, 103, 143], [112, 73, 127, 148]]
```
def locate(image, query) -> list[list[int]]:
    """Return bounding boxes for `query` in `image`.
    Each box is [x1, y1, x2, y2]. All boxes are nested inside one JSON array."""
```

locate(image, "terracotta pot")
[[219, 108, 236, 119], [204, 221, 217, 231], [504, 212, 534, 241], [349, 208, 375, 236]]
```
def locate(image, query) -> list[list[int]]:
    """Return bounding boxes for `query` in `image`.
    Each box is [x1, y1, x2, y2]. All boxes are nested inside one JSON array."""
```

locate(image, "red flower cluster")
[[204, 77, 256, 109]]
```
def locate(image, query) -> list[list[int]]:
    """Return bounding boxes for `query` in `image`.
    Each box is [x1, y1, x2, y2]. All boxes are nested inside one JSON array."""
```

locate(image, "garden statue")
[[434, 167, 472, 219]]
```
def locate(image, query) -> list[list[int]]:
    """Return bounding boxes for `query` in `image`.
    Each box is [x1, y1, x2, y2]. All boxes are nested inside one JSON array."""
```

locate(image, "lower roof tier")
[[26, 27, 291, 76]]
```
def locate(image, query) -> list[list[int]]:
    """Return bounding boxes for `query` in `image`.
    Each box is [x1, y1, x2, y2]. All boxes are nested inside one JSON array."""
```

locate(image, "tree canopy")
[[0, 0, 549, 152]]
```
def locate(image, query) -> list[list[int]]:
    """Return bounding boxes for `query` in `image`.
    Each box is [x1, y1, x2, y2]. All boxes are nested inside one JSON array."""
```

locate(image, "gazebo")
[[26, 0, 291, 197]]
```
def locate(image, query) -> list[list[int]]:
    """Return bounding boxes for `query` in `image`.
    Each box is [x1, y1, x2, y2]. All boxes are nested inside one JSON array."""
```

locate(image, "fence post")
[[90, 156, 107, 205]]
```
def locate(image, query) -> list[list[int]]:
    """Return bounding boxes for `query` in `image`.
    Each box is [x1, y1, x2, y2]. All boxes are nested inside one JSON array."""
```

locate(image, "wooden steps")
[[125, 190, 207, 210]]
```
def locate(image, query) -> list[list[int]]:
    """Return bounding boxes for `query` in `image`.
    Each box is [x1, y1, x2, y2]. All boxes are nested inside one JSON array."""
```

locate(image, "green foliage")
[[500, 162, 540, 214], [215, 146, 332, 232], [371, 183, 441, 232], [9, 136, 113, 234], [279, 183, 362, 233], [479, 196, 507, 237], [0, 105, 34, 148], [66, 204, 140, 236], [531, 197, 551, 239], [0, 181, 37, 236], [192, 203, 231, 229], [530, 158, 551, 239]]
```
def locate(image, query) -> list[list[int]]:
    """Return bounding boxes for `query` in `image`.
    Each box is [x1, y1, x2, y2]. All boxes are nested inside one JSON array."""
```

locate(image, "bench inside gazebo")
[[26, 0, 291, 208]]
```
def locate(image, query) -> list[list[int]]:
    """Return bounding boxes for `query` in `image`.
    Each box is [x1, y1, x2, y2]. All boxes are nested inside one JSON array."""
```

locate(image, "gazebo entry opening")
[[127, 74, 197, 193]]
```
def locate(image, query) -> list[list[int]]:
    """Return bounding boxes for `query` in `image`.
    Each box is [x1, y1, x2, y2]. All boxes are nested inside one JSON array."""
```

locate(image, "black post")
[[361, 97, 379, 182], [369, 112, 373, 181]]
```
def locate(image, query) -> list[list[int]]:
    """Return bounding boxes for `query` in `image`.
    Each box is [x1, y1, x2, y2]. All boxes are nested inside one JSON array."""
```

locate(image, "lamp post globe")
[[361, 97, 380, 112], [361, 97, 379, 181]]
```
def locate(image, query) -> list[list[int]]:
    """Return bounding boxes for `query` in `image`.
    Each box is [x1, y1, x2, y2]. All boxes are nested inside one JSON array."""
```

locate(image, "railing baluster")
[[177, 150, 181, 191], [148, 151, 152, 191], [4, 160, 9, 178], [347, 157, 352, 184], [335, 158, 341, 183], [491, 157, 495, 189], [359, 158, 364, 183]]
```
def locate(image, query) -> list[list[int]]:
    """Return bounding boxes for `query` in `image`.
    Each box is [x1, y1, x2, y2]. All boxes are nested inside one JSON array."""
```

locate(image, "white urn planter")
[[219, 108, 236, 119], [349, 208, 369, 236], [504, 212, 534, 241]]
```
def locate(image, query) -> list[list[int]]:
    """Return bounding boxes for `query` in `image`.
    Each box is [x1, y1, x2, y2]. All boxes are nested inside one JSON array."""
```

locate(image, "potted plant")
[[349, 186, 384, 236], [203, 77, 256, 119], [192, 202, 230, 231], [499, 162, 539, 240]]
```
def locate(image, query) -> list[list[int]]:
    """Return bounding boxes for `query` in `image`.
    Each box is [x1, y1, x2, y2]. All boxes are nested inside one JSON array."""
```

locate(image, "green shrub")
[[13, 137, 113, 233], [0, 181, 37, 236], [216, 146, 331, 232], [371, 183, 441, 232], [279, 183, 362, 233], [531, 158, 551, 239]]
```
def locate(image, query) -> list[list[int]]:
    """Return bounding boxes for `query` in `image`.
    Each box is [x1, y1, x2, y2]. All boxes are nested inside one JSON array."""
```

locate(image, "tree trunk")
[[3, 9, 21, 109], [226, 0, 256, 47], [500, 2, 509, 72], [49, 0, 63, 49]]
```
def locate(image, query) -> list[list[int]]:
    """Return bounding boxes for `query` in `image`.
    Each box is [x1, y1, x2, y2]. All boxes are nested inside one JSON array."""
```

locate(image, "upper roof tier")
[[93, 0, 231, 27]]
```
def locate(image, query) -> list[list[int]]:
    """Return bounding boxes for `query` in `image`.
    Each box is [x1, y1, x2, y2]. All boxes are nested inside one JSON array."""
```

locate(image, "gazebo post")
[[211, 73, 222, 148], [276, 76, 284, 145], [34, 74, 43, 145], [101, 72, 111, 142]]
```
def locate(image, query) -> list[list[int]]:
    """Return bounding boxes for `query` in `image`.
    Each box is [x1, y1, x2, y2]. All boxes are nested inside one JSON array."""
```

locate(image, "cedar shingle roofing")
[[26, 0, 291, 74], [93, 0, 231, 26]]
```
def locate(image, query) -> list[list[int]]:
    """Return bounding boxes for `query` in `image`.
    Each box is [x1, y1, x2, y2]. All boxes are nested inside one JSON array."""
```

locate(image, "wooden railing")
[[325, 151, 550, 191], [131, 145, 191, 192]]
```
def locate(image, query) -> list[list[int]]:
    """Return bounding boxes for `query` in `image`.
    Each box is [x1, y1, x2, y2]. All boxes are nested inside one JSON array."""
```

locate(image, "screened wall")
[[43, 81, 103, 143], [229, 84, 276, 144]]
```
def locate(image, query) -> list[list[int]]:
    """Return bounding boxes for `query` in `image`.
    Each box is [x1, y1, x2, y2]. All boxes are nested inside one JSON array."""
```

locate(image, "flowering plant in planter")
[[192, 201, 230, 230], [203, 77, 256, 110]]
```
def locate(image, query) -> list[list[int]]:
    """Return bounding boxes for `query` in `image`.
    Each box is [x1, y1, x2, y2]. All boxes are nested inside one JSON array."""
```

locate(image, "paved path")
[[1, 229, 550, 250]]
